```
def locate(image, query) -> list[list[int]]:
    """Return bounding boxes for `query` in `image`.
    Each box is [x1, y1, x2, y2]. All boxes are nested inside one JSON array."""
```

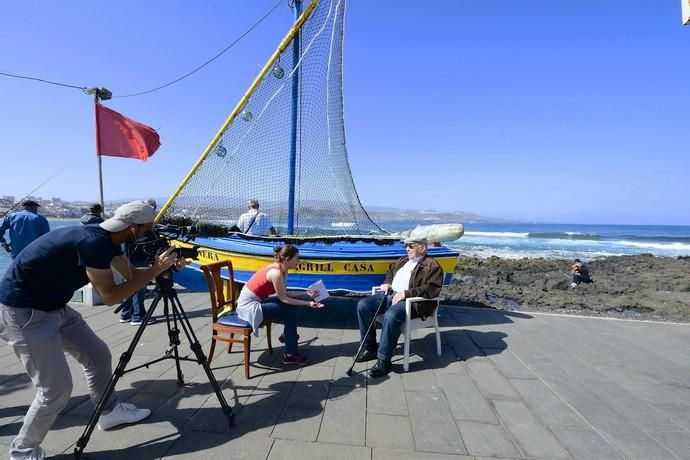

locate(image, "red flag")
[[95, 102, 161, 160]]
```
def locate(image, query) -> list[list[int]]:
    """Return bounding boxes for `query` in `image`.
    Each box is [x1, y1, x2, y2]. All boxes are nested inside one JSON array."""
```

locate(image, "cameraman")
[[0, 201, 184, 460]]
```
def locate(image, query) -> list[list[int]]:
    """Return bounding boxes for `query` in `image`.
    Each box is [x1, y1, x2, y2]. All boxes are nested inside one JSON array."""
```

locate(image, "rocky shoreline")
[[444, 254, 690, 323]]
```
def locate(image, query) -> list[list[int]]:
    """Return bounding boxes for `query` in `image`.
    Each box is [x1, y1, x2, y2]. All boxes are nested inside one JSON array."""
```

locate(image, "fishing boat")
[[157, 0, 461, 293]]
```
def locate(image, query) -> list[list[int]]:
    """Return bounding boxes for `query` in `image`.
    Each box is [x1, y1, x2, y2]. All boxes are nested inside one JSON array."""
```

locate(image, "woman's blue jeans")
[[261, 300, 298, 355]]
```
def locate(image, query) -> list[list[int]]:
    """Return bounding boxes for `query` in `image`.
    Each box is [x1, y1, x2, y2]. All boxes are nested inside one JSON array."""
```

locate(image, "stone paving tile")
[[587, 381, 683, 432], [271, 407, 323, 442], [285, 365, 333, 409], [493, 399, 570, 459], [652, 402, 690, 431], [367, 372, 407, 416], [406, 391, 467, 455], [602, 428, 680, 460], [372, 447, 474, 460], [486, 349, 537, 380], [366, 413, 414, 450], [269, 438, 371, 459], [549, 425, 626, 460], [647, 431, 690, 460], [455, 420, 520, 458], [55, 417, 181, 459], [317, 386, 365, 445], [164, 432, 274, 459], [466, 357, 520, 399], [436, 374, 497, 424], [510, 378, 587, 428]]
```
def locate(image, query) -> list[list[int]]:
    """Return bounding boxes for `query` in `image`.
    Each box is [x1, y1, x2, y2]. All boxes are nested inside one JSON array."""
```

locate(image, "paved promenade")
[[1, 292, 689, 459]]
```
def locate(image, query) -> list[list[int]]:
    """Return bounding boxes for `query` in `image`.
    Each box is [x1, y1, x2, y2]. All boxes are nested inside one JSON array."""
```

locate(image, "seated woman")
[[236, 244, 323, 365]]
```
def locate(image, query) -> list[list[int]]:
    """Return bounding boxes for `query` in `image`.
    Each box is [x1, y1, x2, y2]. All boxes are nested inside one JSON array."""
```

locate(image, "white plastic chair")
[[372, 287, 442, 372]]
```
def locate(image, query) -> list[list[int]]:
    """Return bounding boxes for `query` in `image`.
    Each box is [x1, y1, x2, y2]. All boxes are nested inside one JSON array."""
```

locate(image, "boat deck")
[[1, 292, 689, 459]]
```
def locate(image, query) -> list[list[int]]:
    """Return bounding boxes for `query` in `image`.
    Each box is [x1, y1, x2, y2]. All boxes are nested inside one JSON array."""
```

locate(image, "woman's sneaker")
[[98, 402, 151, 430], [282, 352, 309, 365]]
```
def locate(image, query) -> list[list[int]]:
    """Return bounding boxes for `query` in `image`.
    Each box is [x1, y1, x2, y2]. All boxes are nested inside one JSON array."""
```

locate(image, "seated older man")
[[355, 237, 443, 378]]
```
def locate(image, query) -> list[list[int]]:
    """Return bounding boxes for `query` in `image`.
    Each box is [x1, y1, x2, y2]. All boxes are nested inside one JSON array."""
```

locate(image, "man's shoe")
[[282, 352, 309, 366], [10, 447, 45, 460], [355, 347, 378, 362], [130, 317, 156, 326], [98, 402, 151, 430], [368, 359, 392, 378], [119, 318, 130, 324]]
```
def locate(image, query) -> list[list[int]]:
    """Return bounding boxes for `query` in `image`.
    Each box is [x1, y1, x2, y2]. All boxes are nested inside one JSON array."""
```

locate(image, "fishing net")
[[158, 0, 386, 238]]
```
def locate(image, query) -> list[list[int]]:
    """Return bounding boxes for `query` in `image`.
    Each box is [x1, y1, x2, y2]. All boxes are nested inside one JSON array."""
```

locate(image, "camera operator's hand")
[[152, 247, 179, 274]]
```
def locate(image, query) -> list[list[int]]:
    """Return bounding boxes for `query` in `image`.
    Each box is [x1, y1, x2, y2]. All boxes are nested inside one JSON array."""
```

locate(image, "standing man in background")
[[0, 200, 50, 259], [119, 198, 158, 325], [237, 198, 278, 236], [80, 203, 104, 225]]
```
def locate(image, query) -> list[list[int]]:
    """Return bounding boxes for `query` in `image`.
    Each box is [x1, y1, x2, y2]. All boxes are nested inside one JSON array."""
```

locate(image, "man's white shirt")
[[237, 209, 273, 236], [391, 257, 422, 294]]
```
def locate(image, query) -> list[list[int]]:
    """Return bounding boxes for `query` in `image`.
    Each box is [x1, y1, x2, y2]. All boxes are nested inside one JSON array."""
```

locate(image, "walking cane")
[[346, 289, 389, 376]]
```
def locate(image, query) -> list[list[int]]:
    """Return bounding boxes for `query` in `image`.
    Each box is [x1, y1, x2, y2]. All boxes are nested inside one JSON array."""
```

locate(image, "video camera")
[[130, 223, 200, 264]]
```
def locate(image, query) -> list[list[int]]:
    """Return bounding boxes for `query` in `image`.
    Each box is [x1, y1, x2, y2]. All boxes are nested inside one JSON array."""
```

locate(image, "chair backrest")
[[200, 259, 236, 322]]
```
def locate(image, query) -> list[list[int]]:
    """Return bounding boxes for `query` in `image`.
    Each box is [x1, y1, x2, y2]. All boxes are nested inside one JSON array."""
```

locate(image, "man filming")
[[0, 201, 184, 460]]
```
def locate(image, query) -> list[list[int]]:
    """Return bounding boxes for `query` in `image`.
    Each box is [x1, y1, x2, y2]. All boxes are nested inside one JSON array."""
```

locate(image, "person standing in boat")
[[0, 200, 50, 259], [236, 198, 278, 236], [233, 244, 323, 365]]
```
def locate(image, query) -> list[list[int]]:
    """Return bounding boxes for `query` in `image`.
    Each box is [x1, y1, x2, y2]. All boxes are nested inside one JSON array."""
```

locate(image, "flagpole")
[[87, 87, 112, 212], [95, 93, 105, 211]]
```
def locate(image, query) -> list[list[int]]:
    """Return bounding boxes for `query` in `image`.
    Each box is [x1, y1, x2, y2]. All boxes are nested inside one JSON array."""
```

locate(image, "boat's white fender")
[[397, 223, 464, 243]]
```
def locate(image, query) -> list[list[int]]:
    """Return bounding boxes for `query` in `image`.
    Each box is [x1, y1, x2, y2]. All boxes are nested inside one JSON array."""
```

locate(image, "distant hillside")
[[364, 206, 516, 224]]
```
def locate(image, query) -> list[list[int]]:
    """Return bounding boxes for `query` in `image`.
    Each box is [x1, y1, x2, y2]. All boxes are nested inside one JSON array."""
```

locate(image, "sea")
[[1, 219, 689, 277]]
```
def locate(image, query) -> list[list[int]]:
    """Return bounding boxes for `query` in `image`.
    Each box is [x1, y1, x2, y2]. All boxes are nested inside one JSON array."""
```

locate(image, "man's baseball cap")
[[403, 236, 427, 245], [100, 201, 156, 232], [23, 200, 40, 207]]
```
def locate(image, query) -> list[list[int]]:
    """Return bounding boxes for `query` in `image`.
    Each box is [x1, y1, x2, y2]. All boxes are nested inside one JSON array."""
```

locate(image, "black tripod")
[[74, 269, 234, 459]]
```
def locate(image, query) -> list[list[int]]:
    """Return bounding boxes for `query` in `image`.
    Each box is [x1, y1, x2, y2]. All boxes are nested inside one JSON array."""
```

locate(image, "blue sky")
[[1, 1, 688, 225]]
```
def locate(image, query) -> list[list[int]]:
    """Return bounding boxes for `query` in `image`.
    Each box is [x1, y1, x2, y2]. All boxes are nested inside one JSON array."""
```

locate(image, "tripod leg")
[[74, 295, 161, 459], [169, 292, 235, 428], [162, 296, 185, 386]]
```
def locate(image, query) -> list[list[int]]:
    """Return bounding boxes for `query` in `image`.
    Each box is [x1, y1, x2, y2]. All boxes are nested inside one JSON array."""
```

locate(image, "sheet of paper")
[[308, 280, 329, 302]]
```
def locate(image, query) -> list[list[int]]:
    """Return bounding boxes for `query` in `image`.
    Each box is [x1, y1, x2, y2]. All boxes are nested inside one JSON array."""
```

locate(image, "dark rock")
[[445, 255, 690, 322]]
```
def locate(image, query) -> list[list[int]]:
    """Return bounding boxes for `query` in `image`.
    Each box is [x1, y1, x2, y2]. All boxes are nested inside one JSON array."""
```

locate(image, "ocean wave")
[[615, 234, 690, 243], [528, 232, 601, 241], [612, 240, 690, 251], [464, 231, 529, 238]]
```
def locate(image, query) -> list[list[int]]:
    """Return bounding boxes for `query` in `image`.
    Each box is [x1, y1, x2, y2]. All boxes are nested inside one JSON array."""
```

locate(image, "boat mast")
[[287, 0, 303, 235]]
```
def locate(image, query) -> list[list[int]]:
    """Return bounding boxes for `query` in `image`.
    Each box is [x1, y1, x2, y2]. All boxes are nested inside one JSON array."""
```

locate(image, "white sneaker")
[[98, 402, 151, 430], [571, 282, 578, 288], [9, 447, 45, 460]]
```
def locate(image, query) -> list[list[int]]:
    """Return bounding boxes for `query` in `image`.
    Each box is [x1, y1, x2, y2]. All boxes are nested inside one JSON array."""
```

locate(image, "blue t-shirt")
[[0, 210, 50, 257], [0, 225, 122, 310]]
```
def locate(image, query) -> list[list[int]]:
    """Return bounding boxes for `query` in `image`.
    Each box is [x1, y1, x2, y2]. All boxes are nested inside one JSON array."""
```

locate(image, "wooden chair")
[[373, 287, 442, 372], [201, 259, 272, 379]]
